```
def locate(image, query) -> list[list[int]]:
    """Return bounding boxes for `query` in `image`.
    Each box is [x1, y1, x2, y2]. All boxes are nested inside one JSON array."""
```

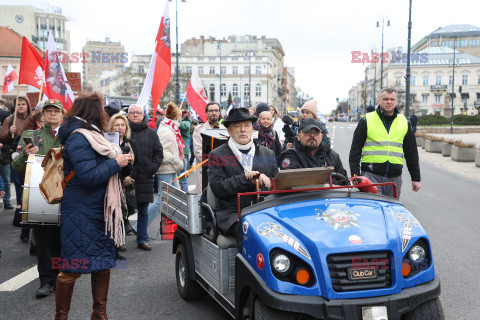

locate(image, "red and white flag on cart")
[[44, 31, 74, 110], [18, 36, 45, 90], [137, 0, 171, 116], [2, 64, 18, 94], [186, 67, 208, 123]]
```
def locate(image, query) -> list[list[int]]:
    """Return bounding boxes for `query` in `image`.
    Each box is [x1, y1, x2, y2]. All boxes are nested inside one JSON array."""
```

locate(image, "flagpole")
[[38, 70, 45, 103], [12, 86, 20, 138]]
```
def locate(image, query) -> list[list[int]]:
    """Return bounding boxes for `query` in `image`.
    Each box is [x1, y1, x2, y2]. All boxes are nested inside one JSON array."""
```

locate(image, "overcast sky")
[[3, 0, 479, 113]]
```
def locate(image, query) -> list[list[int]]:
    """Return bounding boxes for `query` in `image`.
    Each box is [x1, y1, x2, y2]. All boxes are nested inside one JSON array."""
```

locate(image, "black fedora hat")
[[223, 108, 256, 128]]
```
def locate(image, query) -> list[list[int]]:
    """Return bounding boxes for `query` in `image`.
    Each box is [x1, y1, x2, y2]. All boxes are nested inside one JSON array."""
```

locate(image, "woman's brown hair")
[[165, 102, 180, 120], [64, 92, 108, 131]]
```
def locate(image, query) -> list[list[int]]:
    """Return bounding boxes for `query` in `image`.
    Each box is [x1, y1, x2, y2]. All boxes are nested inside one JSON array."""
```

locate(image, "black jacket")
[[208, 142, 278, 234], [349, 107, 420, 181], [129, 119, 163, 204], [279, 140, 347, 177]]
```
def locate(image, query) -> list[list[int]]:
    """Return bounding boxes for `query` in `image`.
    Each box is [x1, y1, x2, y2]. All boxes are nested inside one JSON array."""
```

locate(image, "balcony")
[[430, 85, 447, 91]]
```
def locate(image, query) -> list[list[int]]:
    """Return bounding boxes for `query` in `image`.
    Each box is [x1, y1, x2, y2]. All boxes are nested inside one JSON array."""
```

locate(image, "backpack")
[[39, 147, 75, 204]]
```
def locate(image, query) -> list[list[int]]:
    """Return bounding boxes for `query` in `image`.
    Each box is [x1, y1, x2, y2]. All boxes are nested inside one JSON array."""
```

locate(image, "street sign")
[[179, 93, 186, 101]]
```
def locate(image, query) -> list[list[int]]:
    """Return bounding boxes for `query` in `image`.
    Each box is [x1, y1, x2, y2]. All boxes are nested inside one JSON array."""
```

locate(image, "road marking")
[[0, 266, 38, 292]]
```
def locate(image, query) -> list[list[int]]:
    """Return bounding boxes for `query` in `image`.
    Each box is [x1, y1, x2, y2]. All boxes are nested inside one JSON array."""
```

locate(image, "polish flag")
[[44, 31, 75, 110], [137, 0, 171, 115], [186, 67, 208, 123], [2, 64, 18, 94], [18, 37, 45, 90]]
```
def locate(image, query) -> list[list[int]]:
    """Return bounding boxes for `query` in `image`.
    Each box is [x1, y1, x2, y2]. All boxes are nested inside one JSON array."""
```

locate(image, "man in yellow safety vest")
[[349, 88, 420, 198]]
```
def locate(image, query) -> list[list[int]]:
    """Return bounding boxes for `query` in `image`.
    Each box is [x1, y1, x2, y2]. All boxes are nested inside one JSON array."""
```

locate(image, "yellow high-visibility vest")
[[361, 112, 408, 165]]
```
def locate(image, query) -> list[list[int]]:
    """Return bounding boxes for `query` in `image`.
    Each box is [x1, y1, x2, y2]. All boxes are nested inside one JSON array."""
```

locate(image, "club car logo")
[[316, 206, 360, 230]]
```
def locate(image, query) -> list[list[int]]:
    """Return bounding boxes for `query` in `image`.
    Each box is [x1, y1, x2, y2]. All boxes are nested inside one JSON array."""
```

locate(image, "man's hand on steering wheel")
[[331, 172, 350, 186]]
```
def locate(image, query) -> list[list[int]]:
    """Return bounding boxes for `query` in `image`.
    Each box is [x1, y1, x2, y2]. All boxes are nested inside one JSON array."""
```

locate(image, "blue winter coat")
[[58, 118, 122, 273]]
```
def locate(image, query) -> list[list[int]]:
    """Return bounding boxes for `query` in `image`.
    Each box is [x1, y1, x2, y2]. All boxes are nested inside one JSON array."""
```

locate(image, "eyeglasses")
[[128, 111, 143, 116], [43, 109, 62, 114], [301, 130, 321, 136]]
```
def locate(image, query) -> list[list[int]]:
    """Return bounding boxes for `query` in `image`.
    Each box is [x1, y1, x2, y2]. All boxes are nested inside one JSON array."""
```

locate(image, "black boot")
[[20, 226, 30, 243]]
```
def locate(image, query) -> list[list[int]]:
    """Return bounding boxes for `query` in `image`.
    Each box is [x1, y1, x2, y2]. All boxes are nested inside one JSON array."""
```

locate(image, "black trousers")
[[33, 225, 61, 286]]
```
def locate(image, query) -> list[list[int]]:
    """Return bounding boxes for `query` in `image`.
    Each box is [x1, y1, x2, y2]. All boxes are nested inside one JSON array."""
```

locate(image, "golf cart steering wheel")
[[331, 172, 350, 186]]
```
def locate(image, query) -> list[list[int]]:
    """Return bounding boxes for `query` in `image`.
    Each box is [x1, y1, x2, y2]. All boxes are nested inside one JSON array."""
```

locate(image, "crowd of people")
[[0, 87, 420, 318]]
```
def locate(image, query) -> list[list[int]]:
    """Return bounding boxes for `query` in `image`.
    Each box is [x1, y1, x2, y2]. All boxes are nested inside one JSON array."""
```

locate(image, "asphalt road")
[[1, 122, 478, 319]]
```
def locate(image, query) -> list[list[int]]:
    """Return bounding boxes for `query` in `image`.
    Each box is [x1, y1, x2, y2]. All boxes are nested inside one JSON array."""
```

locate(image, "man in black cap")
[[208, 108, 278, 237], [104, 100, 122, 119], [279, 118, 347, 177]]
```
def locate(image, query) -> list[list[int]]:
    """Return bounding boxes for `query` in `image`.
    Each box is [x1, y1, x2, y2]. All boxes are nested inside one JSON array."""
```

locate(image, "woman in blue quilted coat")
[[54, 93, 133, 320]]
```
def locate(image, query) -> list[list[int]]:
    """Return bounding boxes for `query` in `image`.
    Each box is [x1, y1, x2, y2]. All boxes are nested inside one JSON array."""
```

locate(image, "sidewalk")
[[418, 147, 480, 182]]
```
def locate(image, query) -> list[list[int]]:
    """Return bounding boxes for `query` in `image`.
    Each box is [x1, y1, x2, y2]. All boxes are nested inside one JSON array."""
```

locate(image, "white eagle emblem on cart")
[[316, 206, 360, 230]]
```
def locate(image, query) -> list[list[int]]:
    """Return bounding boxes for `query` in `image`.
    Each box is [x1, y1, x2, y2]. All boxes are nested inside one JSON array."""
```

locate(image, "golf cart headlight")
[[409, 245, 426, 262], [272, 254, 291, 273]]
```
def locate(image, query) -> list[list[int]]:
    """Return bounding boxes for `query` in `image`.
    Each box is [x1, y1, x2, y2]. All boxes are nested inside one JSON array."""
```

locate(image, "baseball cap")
[[299, 118, 322, 133], [43, 99, 64, 111]]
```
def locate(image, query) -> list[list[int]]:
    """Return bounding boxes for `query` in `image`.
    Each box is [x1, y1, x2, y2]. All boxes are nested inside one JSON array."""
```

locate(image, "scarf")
[[228, 136, 256, 172], [257, 124, 276, 149], [73, 128, 125, 246], [160, 118, 185, 159]]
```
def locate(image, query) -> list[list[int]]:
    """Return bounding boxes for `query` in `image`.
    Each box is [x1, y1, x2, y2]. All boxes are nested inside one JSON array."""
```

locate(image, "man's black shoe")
[[137, 243, 151, 251], [29, 242, 37, 256], [4, 203, 13, 209], [36, 283, 54, 299]]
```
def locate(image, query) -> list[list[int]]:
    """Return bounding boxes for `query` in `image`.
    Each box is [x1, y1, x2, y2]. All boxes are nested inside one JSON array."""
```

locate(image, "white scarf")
[[228, 137, 255, 172]]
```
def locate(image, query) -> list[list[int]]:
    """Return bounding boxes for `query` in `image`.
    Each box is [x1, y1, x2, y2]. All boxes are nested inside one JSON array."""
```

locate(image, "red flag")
[[186, 68, 208, 122], [44, 32, 74, 110], [18, 37, 45, 90], [137, 0, 171, 113], [2, 64, 18, 94]]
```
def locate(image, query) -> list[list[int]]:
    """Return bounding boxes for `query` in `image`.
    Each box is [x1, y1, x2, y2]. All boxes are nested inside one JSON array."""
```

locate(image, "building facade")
[[82, 37, 127, 90]]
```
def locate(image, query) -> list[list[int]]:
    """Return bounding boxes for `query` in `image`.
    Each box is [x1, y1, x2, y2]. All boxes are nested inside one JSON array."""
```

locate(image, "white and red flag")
[[18, 36, 45, 90], [137, 0, 171, 115], [2, 64, 18, 94], [44, 31, 74, 110], [186, 67, 208, 123]]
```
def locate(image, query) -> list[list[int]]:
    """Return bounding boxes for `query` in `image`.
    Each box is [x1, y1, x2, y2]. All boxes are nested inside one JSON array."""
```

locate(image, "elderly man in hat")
[[279, 118, 347, 177], [12, 99, 65, 298], [208, 108, 278, 237], [286, 99, 330, 149]]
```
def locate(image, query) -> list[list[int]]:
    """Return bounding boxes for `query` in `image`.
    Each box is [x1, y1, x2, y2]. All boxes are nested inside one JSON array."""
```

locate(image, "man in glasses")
[[279, 118, 347, 177]]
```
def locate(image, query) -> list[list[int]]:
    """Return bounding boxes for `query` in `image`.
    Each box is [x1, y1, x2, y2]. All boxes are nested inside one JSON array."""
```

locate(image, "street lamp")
[[170, 0, 186, 104], [450, 36, 458, 134], [218, 44, 222, 108], [405, 0, 412, 118], [376, 17, 390, 90]]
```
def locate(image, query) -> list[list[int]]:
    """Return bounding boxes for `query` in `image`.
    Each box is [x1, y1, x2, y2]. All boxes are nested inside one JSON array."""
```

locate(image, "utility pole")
[[405, 0, 412, 117], [218, 44, 222, 107], [450, 36, 457, 134]]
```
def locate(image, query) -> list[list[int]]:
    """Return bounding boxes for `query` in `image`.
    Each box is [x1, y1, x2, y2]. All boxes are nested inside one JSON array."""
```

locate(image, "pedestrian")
[[147, 103, 184, 222], [54, 92, 134, 319], [269, 105, 285, 145], [12, 99, 65, 299], [104, 99, 122, 119], [208, 108, 278, 238], [257, 111, 282, 159], [349, 88, 420, 198], [192, 102, 225, 194], [178, 110, 191, 193], [127, 104, 163, 251], [0, 96, 33, 243], [107, 113, 138, 253], [410, 112, 419, 133]]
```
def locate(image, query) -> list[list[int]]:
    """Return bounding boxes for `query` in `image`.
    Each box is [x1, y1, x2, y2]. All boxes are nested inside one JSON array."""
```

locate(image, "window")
[[209, 83, 215, 101], [435, 94, 441, 103], [423, 75, 429, 86], [244, 67, 250, 74], [410, 75, 416, 86], [232, 66, 238, 74], [198, 66, 203, 74], [255, 57, 262, 61], [209, 57, 215, 62], [232, 83, 238, 96], [209, 66, 215, 74], [478, 75, 480, 85], [185, 66, 192, 74], [221, 84, 226, 97], [244, 57, 249, 61], [256, 66, 262, 74], [244, 84, 250, 97], [198, 57, 204, 61], [395, 76, 402, 86], [462, 74, 468, 85], [255, 83, 262, 97], [422, 94, 429, 103], [221, 66, 226, 74], [232, 57, 239, 61], [435, 75, 441, 85], [449, 75, 453, 85]]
